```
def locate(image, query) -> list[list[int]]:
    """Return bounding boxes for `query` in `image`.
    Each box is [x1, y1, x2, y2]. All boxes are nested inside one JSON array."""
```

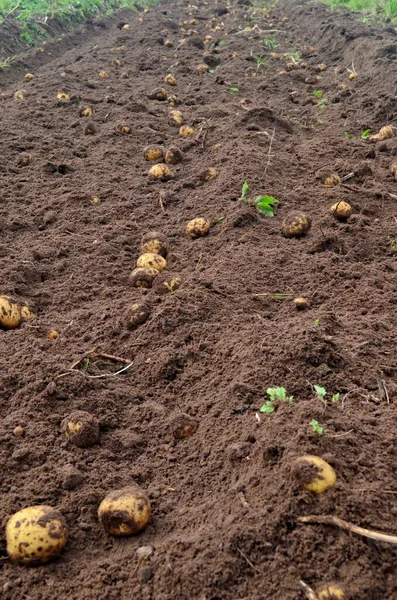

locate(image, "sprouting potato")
[[126, 302, 151, 330], [137, 253, 167, 272], [317, 583, 347, 600], [17, 152, 34, 166], [0, 296, 22, 329], [294, 297, 310, 310], [165, 145, 183, 165], [57, 91, 70, 103], [115, 123, 131, 134], [186, 217, 211, 239], [179, 125, 194, 137], [148, 88, 168, 101], [14, 90, 26, 100], [391, 163, 397, 180], [129, 267, 159, 288], [282, 212, 311, 238], [80, 105, 93, 117], [168, 110, 184, 127], [98, 485, 151, 536], [6, 505, 68, 565], [324, 174, 341, 187], [369, 125, 395, 142], [164, 74, 177, 86], [144, 145, 164, 161], [330, 200, 352, 221], [61, 410, 100, 448], [153, 272, 181, 295], [148, 163, 172, 181], [293, 455, 337, 494], [141, 231, 169, 258], [24, 73, 34, 81], [200, 167, 218, 182], [98, 71, 108, 78], [171, 414, 199, 439]]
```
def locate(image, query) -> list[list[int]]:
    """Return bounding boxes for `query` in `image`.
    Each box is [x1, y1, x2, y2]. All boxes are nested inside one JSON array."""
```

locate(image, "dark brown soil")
[[1, 1, 397, 598]]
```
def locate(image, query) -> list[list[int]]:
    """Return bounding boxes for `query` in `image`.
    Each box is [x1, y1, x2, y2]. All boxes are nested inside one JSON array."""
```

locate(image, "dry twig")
[[299, 580, 318, 600], [298, 515, 397, 545]]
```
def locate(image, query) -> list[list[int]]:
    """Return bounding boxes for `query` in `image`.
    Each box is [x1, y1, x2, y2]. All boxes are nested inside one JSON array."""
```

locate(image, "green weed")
[[309, 419, 324, 436], [260, 387, 293, 414], [240, 181, 278, 216]]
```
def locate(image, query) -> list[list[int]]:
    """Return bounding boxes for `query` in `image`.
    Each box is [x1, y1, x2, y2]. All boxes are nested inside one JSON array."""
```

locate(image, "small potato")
[[57, 91, 70, 102], [137, 253, 167, 272], [164, 74, 177, 86], [168, 94, 179, 108], [99, 71, 108, 78], [324, 174, 341, 187], [6, 505, 68, 564], [126, 302, 151, 330], [0, 296, 22, 329], [179, 125, 194, 137], [390, 163, 397, 180], [141, 231, 169, 258], [294, 297, 310, 310], [115, 123, 131, 134], [80, 105, 93, 117], [317, 583, 347, 600], [113, 58, 121, 67], [171, 414, 199, 439], [98, 485, 151, 536], [349, 72, 357, 80], [144, 145, 164, 161], [168, 110, 183, 127], [20, 304, 36, 320], [165, 145, 183, 165], [317, 63, 327, 71], [281, 211, 311, 239], [129, 267, 159, 288], [187, 217, 211, 239], [24, 73, 34, 81], [330, 200, 352, 221], [48, 329, 60, 341], [196, 63, 209, 74], [122, 23, 130, 30], [17, 152, 34, 166], [61, 410, 100, 448], [200, 167, 218, 182], [369, 125, 395, 142], [153, 272, 181, 295], [14, 89, 26, 100], [293, 455, 336, 494], [148, 87, 168, 100], [305, 75, 320, 84], [148, 163, 172, 181], [164, 39, 174, 47]]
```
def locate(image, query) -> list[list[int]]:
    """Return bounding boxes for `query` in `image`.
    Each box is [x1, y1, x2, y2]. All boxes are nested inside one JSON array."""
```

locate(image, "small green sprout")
[[344, 131, 353, 140], [314, 319, 320, 327], [259, 387, 293, 414], [260, 400, 275, 414], [240, 180, 249, 202], [313, 90, 323, 99], [227, 87, 239, 94], [314, 385, 327, 402], [255, 55, 267, 69], [331, 393, 340, 403], [310, 419, 324, 436], [263, 38, 278, 49], [255, 195, 278, 216], [360, 128, 372, 140]]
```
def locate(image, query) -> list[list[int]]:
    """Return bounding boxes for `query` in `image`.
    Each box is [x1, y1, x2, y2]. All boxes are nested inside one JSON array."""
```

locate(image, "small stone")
[[137, 565, 153, 583], [13, 426, 24, 437], [136, 545, 154, 560]]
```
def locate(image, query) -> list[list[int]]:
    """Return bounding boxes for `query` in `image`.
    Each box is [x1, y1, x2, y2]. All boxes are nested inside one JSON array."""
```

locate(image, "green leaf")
[[241, 181, 249, 200], [260, 400, 275, 414], [360, 128, 372, 139], [227, 87, 239, 94], [331, 393, 340, 403], [255, 195, 278, 216], [344, 131, 353, 140], [313, 90, 323, 99], [310, 419, 324, 436], [314, 385, 327, 400]]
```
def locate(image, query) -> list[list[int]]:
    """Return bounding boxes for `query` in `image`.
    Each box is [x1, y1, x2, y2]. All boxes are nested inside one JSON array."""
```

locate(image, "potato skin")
[[317, 583, 347, 600], [186, 218, 211, 239], [129, 267, 159, 288], [6, 505, 68, 564], [165, 145, 183, 165], [281, 211, 311, 238], [148, 88, 168, 100], [168, 110, 183, 127], [144, 145, 164, 161], [137, 253, 167, 272], [153, 272, 181, 295], [0, 296, 22, 329], [126, 302, 151, 330], [61, 410, 100, 448], [330, 201, 352, 221], [148, 163, 172, 181], [141, 232, 169, 258], [179, 125, 194, 137], [98, 485, 151, 536], [293, 455, 336, 493]]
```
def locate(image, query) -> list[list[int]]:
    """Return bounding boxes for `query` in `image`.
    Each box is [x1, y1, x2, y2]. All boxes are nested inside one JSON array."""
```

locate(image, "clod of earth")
[[17, 152, 34, 166], [172, 414, 199, 439], [165, 145, 183, 164], [153, 272, 181, 295], [391, 164, 397, 180], [200, 167, 218, 181], [61, 410, 100, 448], [98, 485, 151, 536]]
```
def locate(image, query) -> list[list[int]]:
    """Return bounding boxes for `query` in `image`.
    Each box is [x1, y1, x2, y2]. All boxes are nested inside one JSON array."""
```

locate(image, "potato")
[[99, 71, 108, 78], [293, 455, 336, 494], [24, 73, 34, 81], [61, 410, 100, 448], [324, 174, 341, 187], [165, 145, 183, 165], [186, 217, 211, 239], [6, 505, 68, 564], [144, 145, 164, 161], [317, 63, 327, 71], [98, 485, 151, 536], [141, 231, 169, 258], [179, 125, 194, 137], [116, 123, 131, 134], [330, 200, 352, 221], [153, 272, 181, 295], [281, 212, 311, 238], [148, 88, 168, 101], [168, 110, 184, 127], [390, 163, 397, 180], [369, 125, 395, 143], [20, 304, 36, 319], [80, 105, 93, 117], [129, 267, 159, 288], [349, 72, 357, 80], [113, 58, 121, 67], [122, 23, 130, 30], [168, 94, 179, 108], [164, 74, 177, 86], [57, 91, 70, 103], [148, 163, 172, 181], [317, 583, 347, 600], [14, 89, 26, 100], [200, 167, 218, 182], [137, 253, 167, 272], [17, 152, 34, 166], [294, 297, 310, 310], [171, 414, 199, 439], [48, 329, 60, 341], [126, 302, 151, 330], [164, 39, 174, 47], [0, 296, 22, 329]]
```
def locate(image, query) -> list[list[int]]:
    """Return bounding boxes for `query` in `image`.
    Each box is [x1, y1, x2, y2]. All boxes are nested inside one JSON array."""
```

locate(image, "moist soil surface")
[[0, 1, 397, 598]]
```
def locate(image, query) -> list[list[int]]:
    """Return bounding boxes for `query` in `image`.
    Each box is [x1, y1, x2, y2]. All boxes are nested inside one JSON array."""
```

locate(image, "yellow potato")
[[126, 302, 151, 330], [57, 91, 70, 102], [144, 145, 164, 161], [186, 218, 211, 239], [148, 88, 168, 101], [24, 73, 34, 81], [129, 267, 159, 288], [164, 74, 177, 86], [80, 105, 93, 117], [48, 329, 60, 341], [153, 272, 181, 295], [98, 485, 151, 536], [293, 455, 336, 494], [141, 231, 169, 258], [324, 174, 341, 187], [165, 145, 183, 165], [115, 123, 131, 134], [122, 23, 130, 30], [390, 163, 397, 180], [6, 505, 68, 564], [164, 39, 174, 47], [200, 167, 218, 182], [137, 253, 167, 272], [330, 201, 352, 221], [98, 71, 108, 78], [168, 110, 184, 127], [0, 296, 22, 329], [318, 583, 347, 600], [179, 125, 194, 137], [369, 125, 395, 142], [148, 163, 172, 181], [281, 212, 311, 238], [61, 410, 100, 448], [14, 90, 26, 100], [294, 297, 310, 310]]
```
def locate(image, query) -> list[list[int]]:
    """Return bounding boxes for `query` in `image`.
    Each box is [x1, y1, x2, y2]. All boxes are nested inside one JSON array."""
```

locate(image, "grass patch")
[[318, 0, 397, 22]]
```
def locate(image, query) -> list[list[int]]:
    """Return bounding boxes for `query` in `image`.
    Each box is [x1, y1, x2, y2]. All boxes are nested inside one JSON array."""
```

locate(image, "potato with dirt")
[[168, 110, 184, 127], [187, 218, 211, 239], [126, 302, 151, 329], [144, 145, 164, 161], [6, 506, 68, 564], [148, 163, 172, 181], [330, 200, 352, 221], [0, 296, 22, 329], [61, 410, 100, 448], [98, 485, 151, 536], [137, 253, 167, 272], [141, 231, 169, 257], [317, 583, 347, 600], [129, 267, 159, 288], [153, 272, 181, 295], [165, 145, 183, 165], [281, 212, 311, 238], [293, 455, 336, 493]]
